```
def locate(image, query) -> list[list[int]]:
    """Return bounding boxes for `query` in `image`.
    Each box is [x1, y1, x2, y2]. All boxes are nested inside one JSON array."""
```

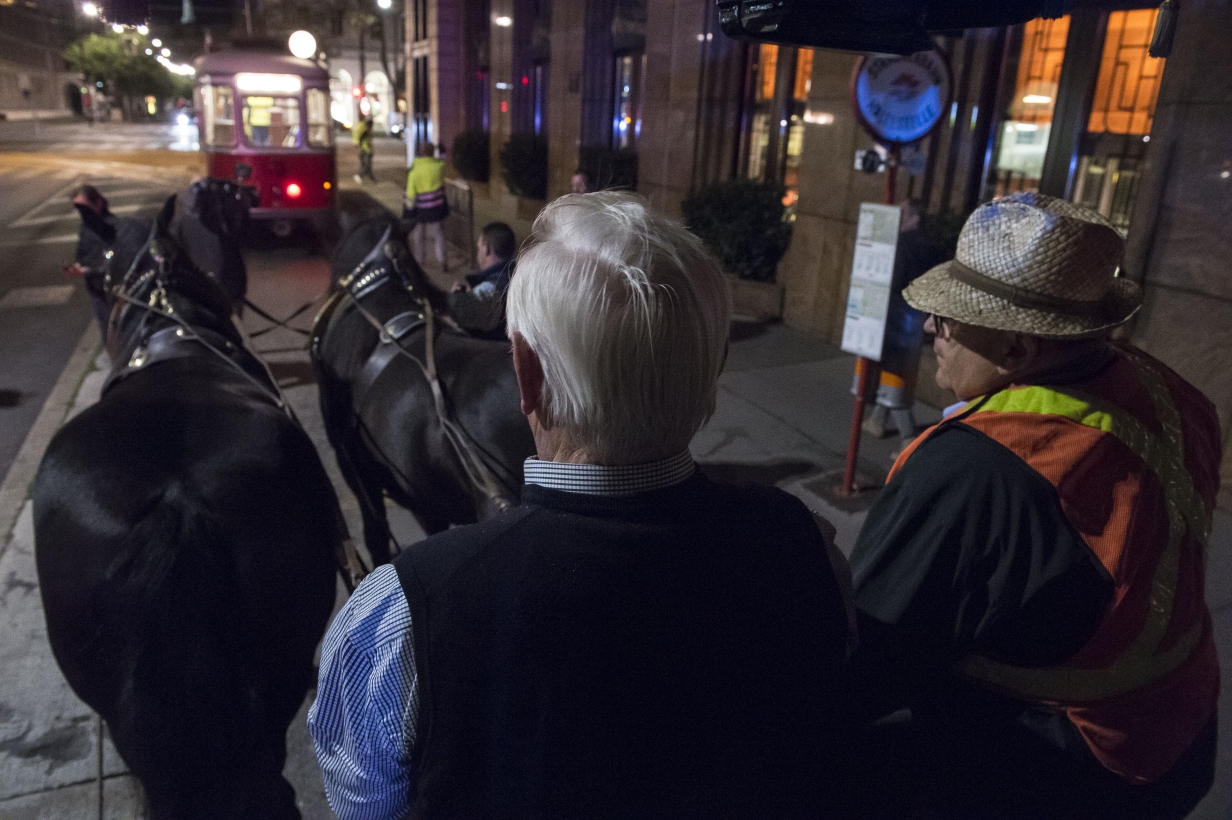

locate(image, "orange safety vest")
[[889, 346, 1220, 784]]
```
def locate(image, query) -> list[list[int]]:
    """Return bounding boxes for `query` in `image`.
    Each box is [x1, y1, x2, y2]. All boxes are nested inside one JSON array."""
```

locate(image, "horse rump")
[[35, 476, 300, 820]]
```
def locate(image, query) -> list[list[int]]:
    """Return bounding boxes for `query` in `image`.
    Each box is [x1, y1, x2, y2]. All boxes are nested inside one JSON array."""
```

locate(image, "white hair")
[[506, 192, 732, 463]]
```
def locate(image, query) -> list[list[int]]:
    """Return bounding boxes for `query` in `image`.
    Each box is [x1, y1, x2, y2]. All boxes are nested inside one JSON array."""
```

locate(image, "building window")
[[1071, 8, 1165, 230], [992, 15, 1070, 197], [471, 69, 490, 132], [412, 55, 432, 146], [612, 53, 644, 150], [307, 88, 333, 147], [743, 44, 811, 214], [746, 43, 778, 182], [782, 47, 812, 211], [201, 84, 235, 147], [533, 62, 547, 136]]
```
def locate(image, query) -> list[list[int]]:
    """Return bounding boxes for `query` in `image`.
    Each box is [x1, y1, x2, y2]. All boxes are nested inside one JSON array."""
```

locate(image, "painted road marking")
[[0, 285, 75, 309], [10, 202, 159, 228], [0, 233, 79, 246]]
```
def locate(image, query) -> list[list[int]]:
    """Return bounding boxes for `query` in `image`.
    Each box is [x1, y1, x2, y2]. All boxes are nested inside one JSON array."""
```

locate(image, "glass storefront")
[[991, 16, 1069, 197], [1072, 8, 1164, 230]]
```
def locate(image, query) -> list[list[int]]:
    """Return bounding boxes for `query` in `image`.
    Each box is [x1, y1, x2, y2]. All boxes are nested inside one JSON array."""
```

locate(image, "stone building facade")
[[409, 0, 1232, 505]]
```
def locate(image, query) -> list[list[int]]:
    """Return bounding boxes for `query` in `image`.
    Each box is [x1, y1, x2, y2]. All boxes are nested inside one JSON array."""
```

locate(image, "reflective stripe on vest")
[[953, 349, 1211, 703]]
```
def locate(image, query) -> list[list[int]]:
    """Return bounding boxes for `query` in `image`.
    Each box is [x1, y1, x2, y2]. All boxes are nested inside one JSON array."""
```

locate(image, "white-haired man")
[[845, 193, 1220, 818], [309, 192, 856, 819]]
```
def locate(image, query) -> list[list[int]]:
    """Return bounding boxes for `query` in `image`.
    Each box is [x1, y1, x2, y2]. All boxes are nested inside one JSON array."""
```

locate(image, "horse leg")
[[340, 427, 395, 565]]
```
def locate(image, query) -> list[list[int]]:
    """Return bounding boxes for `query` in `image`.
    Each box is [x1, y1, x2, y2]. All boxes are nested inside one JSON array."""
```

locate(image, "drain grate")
[[0, 285, 75, 309]]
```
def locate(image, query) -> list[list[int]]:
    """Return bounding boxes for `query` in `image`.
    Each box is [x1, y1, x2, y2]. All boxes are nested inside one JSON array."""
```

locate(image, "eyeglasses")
[[928, 314, 954, 340]]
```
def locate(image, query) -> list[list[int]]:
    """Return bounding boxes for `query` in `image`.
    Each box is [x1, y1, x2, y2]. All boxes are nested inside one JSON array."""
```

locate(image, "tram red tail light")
[[285, 182, 303, 198]]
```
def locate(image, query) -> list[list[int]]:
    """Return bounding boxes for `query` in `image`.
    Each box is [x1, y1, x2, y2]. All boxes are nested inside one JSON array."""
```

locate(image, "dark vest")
[[395, 473, 851, 819]]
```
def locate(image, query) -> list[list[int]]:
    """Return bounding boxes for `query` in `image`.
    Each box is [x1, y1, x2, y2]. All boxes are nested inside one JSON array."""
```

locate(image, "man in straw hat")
[[841, 193, 1220, 818]]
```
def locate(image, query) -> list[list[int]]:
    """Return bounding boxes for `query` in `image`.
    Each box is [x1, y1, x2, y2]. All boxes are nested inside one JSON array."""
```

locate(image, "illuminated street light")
[[145, 48, 153, 55], [494, 15, 512, 26], [152, 38, 161, 47], [160, 47, 170, 57], [111, 23, 124, 32], [82, 2, 98, 17], [377, 0, 392, 8], [137, 25, 148, 34], [288, 30, 317, 60]]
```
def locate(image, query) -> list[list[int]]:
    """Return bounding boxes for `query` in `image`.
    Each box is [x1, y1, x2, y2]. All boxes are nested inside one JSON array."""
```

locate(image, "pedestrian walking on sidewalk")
[[844, 193, 1221, 819], [405, 140, 448, 270], [352, 113, 375, 184]]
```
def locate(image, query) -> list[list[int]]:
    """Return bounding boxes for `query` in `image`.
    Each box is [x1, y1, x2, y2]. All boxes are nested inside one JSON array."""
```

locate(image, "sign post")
[[839, 50, 951, 497]]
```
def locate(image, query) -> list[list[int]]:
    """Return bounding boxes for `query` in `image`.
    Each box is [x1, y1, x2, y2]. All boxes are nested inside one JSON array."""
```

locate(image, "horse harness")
[[103, 234, 292, 419], [319, 235, 519, 513]]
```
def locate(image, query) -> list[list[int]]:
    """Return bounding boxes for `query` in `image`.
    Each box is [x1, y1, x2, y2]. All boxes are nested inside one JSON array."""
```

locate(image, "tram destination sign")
[[852, 50, 952, 145]]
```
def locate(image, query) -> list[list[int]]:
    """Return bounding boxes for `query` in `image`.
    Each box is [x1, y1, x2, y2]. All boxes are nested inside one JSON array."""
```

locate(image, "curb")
[[0, 322, 100, 560]]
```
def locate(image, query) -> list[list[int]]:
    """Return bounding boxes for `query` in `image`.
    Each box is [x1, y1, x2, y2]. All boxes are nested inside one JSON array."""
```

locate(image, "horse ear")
[[156, 194, 178, 237]]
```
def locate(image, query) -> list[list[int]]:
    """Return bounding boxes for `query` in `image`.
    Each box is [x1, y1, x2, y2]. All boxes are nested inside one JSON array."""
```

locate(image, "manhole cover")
[[0, 285, 75, 309]]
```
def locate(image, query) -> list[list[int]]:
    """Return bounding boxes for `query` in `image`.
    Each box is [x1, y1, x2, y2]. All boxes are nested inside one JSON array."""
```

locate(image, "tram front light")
[[285, 182, 303, 198]]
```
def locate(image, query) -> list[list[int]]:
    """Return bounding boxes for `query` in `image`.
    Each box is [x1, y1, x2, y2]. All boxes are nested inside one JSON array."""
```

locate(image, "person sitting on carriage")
[[447, 220, 516, 340], [309, 191, 858, 819]]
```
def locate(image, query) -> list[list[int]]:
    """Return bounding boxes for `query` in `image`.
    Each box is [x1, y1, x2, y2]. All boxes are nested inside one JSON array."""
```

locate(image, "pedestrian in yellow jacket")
[[405, 141, 447, 269], [353, 114, 375, 183]]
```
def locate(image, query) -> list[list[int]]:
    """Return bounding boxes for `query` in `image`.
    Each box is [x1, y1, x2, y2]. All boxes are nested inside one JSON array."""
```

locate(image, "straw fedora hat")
[[903, 192, 1142, 338]]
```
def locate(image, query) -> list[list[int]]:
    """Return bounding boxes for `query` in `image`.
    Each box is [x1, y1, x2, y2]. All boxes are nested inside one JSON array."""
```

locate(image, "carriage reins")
[[332, 236, 518, 513]]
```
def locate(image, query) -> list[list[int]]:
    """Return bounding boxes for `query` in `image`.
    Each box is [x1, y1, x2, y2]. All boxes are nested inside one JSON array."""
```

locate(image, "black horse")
[[312, 214, 534, 563], [34, 201, 343, 820]]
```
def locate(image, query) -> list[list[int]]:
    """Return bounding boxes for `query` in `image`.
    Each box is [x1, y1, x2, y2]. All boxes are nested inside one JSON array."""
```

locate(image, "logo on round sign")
[[853, 51, 952, 145]]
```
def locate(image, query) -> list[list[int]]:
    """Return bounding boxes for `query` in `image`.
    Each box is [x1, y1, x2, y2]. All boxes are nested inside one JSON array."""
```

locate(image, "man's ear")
[[510, 332, 545, 419], [1003, 332, 1040, 373]]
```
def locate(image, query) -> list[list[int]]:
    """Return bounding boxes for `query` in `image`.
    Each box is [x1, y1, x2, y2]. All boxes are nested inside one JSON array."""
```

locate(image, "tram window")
[[243, 95, 301, 148], [307, 88, 333, 147], [202, 84, 235, 147]]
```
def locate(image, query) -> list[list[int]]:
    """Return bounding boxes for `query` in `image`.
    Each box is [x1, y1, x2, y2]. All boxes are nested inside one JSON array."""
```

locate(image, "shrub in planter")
[[577, 144, 638, 191], [451, 130, 490, 182], [681, 178, 792, 283], [499, 132, 548, 200]]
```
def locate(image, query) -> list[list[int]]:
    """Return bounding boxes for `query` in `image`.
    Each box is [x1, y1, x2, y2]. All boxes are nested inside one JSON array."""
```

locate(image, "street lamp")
[[377, 0, 392, 9], [152, 38, 161, 47], [288, 31, 317, 59], [160, 47, 171, 57], [82, 2, 98, 17], [137, 25, 148, 34], [111, 23, 124, 33]]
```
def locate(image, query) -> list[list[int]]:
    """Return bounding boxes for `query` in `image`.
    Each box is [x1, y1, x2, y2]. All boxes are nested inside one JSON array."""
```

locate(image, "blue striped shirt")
[[307, 452, 696, 820]]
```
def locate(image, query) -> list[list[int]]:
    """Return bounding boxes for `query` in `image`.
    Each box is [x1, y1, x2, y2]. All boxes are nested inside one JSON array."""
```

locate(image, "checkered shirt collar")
[[522, 450, 696, 497]]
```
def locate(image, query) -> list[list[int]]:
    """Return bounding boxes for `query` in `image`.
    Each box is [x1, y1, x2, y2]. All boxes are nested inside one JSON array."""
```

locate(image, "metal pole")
[[838, 144, 898, 497]]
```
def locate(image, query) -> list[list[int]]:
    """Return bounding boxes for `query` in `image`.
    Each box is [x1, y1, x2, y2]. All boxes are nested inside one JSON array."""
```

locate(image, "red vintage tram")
[[194, 48, 335, 230]]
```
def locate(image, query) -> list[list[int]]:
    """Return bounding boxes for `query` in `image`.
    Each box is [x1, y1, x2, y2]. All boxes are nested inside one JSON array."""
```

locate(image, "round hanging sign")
[[852, 50, 952, 145]]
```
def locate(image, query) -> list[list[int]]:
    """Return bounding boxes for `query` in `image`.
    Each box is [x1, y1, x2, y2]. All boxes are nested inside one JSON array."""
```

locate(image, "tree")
[[63, 31, 184, 120]]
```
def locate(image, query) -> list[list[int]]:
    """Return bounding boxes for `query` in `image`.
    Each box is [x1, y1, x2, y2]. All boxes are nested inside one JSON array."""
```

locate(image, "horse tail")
[[101, 481, 267, 808]]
